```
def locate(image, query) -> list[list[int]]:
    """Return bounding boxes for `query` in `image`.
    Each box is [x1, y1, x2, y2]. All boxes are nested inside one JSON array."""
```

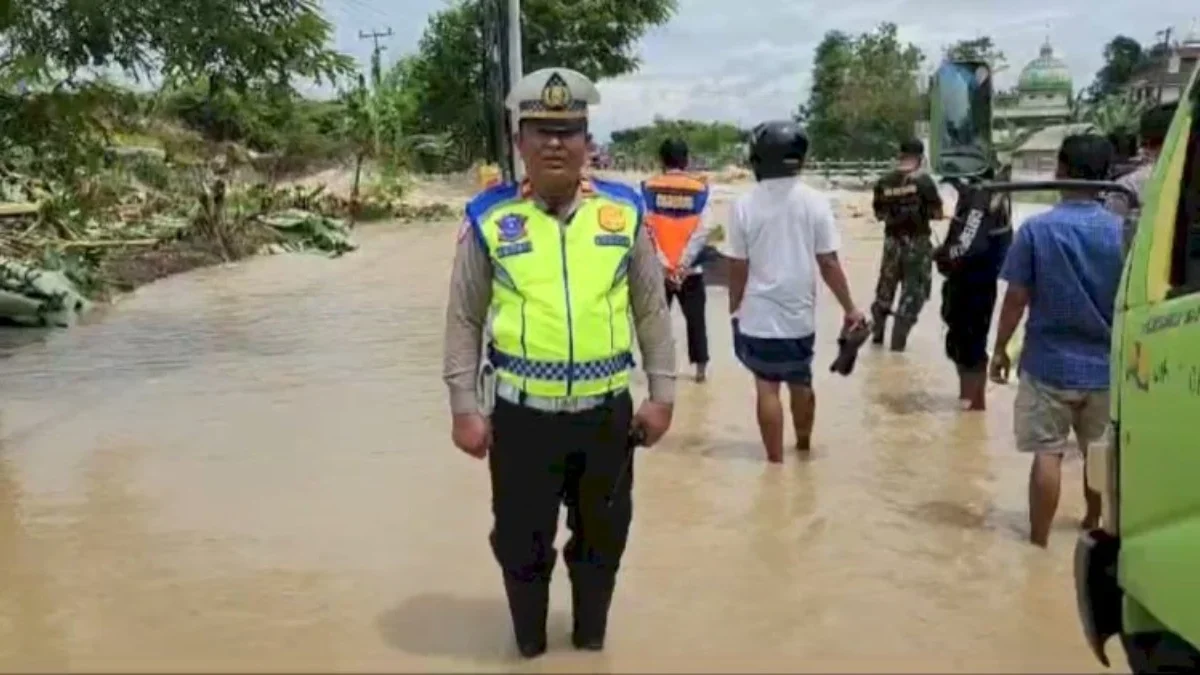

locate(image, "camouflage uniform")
[[873, 235, 934, 324], [870, 168, 943, 351]]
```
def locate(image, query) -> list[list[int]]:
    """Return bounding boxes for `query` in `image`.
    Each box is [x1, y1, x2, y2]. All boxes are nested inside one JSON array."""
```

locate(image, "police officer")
[[869, 139, 944, 351], [442, 67, 677, 659], [643, 138, 716, 382]]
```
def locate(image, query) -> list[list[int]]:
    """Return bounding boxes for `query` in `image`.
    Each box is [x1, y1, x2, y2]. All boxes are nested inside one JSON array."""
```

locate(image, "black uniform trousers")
[[665, 273, 709, 365], [941, 231, 1011, 372], [488, 391, 635, 646]]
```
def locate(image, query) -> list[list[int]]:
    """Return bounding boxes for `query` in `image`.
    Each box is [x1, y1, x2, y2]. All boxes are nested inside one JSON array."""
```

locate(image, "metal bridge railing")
[[602, 157, 892, 178]]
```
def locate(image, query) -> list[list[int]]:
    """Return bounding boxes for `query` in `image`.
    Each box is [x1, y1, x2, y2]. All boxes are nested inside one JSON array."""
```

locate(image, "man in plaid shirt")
[[989, 134, 1125, 548]]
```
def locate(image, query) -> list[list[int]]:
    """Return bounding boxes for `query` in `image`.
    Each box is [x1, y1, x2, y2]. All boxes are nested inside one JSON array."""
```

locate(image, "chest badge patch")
[[597, 205, 626, 233], [497, 214, 528, 242]]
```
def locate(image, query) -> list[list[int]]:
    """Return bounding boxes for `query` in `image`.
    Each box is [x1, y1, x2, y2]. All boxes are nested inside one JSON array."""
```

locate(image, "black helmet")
[[749, 120, 809, 179]]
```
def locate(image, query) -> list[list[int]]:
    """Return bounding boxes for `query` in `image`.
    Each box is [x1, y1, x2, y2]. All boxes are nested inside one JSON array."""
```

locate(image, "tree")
[[1087, 36, 1145, 102], [945, 36, 1006, 70], [1085, 92, 1150, 136], [607, 119, 746, 168], [0, 0, 352, 91], [799, 31, 854, 158], [0, 0, 353, 183], [803, 23, 925, 159], [400, 0, 678, 169]]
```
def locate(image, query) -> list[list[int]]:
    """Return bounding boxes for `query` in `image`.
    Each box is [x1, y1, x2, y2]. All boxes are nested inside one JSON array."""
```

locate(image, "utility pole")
[[506, 0, 525, 180], [358, 28, 394, 56], [1155, 27, 1173, 104]]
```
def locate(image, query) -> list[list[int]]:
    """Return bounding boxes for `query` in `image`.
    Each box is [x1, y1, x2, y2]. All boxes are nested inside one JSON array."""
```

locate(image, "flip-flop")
[[829, 320, 873, 376]]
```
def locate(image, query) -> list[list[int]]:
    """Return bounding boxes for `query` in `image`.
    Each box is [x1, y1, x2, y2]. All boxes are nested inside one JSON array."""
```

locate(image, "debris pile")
[[0, 153, 467, 329], [0, 165, 361, 327], [258, 209, 356, 257], [0, 258, 90, 327]]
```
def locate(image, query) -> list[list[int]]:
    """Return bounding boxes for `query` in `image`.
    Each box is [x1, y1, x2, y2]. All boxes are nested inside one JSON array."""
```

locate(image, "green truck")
[[928, 59, 1200, 672], [1075, 64, 1200, 673]]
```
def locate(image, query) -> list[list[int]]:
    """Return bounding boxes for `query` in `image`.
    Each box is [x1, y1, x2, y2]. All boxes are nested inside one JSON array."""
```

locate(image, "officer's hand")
[[989, 352, 1012, 384], [634, 400, 673, 447], [451, 412, 491, 459]]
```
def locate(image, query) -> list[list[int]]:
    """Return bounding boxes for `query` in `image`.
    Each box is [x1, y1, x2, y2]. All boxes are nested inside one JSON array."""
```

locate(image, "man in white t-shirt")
[[727, 121, 866, 463]]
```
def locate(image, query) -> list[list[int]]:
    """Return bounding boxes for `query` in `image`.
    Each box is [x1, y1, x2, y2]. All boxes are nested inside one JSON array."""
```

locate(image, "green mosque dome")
[[1017, 40, 1073, 94]]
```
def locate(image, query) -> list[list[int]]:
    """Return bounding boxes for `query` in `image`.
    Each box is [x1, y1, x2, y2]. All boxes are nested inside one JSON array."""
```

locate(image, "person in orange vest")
[[642, 138, 717, 382]]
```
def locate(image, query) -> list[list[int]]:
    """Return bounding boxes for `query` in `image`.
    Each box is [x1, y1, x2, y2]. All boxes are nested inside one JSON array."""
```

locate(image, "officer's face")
[[518, 121, 588, 183]]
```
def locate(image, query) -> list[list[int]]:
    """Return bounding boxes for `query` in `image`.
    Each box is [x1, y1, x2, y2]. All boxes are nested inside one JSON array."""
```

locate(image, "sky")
[[323, 0, 1199, 140]]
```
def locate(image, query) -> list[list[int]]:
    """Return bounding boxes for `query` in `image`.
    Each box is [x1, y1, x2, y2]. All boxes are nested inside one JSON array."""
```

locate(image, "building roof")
[[1017, 40, 1073, 94], [1182, 18, 1200, 46], [1013, 123, 1095, 154]]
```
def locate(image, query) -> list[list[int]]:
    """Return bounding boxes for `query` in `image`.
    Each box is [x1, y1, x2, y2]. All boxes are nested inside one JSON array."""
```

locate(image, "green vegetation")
[[608, 118, 747, 169], [800, 23, 925, 160], [0, 0, 676, 323], [397, 0, 677, 169]]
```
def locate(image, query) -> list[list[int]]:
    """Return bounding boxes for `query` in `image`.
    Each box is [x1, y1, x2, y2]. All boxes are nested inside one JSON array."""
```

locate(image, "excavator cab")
[[932, 58, 1200, 672]]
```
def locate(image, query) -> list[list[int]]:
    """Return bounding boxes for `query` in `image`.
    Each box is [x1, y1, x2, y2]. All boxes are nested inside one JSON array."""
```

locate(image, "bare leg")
[[1029, 452, 1063, 547], [787, 384, 815, 452], [754, 378, 785, 463], [1079, 442, 1102, 530]]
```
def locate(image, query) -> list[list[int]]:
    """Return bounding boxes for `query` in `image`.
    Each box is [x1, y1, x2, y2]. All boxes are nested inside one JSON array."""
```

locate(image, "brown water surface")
[[0, 187, 1119, 672]]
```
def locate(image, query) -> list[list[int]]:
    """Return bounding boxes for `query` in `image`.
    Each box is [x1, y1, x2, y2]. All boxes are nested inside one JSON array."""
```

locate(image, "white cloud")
[[591, 0, 1199, 138], [329, 0, 1199, 140]]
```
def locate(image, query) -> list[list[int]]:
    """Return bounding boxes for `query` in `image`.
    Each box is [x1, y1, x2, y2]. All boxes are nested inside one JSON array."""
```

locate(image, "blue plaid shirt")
[[999, 200, 1124, 390]]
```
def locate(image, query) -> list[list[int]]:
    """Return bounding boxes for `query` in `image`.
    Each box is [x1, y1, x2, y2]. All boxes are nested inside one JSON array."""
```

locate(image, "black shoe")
[[890, 319, 913, 352], [518, 638, 548, 659], [502, 575, 550, 659], [572, 633, 605, 651], [830, 320, 872, 376], [870, 305, 888, 345], [570, 572, 616, 652]]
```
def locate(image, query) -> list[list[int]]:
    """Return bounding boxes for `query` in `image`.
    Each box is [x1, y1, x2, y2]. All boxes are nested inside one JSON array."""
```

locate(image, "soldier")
[[869, 139, 944, 351], [643, 137, 717, 382], [442, 67, 677, 659]]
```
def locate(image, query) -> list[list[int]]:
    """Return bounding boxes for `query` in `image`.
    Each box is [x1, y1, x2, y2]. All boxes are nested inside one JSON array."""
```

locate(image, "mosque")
[[994, 38, 1074, 145]]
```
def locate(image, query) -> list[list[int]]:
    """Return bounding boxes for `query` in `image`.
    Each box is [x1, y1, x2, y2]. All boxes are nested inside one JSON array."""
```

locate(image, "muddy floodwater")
[[0, 184, 1121, 672]]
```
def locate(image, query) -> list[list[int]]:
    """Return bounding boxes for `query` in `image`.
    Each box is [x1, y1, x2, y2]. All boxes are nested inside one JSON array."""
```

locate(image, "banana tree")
[[1084, 92, 1150, 136]]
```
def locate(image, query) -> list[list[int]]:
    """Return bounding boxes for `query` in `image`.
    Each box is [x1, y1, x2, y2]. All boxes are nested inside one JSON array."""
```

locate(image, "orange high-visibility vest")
[[641, 172, 710, 269]]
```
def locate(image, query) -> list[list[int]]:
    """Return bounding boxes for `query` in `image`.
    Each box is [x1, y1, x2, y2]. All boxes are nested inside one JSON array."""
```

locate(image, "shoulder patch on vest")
[[594, 234, 631, 248], [597, 205, 627, 232], [496, 241, 533, 258], [497, 214, 528, 242]]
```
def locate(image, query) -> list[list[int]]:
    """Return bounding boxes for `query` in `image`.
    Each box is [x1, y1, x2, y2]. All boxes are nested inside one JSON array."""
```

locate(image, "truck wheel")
[[1122, 631, 1200, 674]]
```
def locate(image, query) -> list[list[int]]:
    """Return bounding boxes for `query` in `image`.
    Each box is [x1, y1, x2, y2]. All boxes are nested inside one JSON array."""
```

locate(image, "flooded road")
[[0, 186, 1118, 672]]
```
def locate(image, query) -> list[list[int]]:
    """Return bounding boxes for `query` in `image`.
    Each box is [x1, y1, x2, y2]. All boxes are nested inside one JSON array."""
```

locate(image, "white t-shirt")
[[726, 178, 840, 339]]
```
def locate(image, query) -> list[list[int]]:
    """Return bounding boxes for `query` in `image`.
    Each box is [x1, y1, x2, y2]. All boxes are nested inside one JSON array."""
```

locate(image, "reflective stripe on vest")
[[470, 185, 639, 398], [642, 172, 709, 269]]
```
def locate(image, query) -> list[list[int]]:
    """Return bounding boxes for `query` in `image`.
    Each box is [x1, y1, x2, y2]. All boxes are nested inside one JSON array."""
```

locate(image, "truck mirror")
[[930, 60, 995, 179]]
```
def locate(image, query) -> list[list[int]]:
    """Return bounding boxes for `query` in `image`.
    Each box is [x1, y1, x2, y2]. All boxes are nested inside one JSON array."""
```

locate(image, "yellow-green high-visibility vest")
[[464, 178, 643, 398]]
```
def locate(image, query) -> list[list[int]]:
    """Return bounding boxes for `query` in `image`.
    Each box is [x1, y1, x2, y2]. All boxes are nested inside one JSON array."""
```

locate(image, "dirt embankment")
[[0, 162, 472, 329]]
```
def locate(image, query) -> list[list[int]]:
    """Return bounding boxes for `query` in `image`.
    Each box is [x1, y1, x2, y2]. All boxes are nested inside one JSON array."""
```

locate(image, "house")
[[1010, 122, 1095, 179], [1126, 22, 1200, 105]]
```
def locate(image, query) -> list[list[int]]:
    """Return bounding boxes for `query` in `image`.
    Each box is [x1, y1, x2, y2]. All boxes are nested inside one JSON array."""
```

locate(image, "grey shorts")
[[1014, 374, 1110, 454]]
